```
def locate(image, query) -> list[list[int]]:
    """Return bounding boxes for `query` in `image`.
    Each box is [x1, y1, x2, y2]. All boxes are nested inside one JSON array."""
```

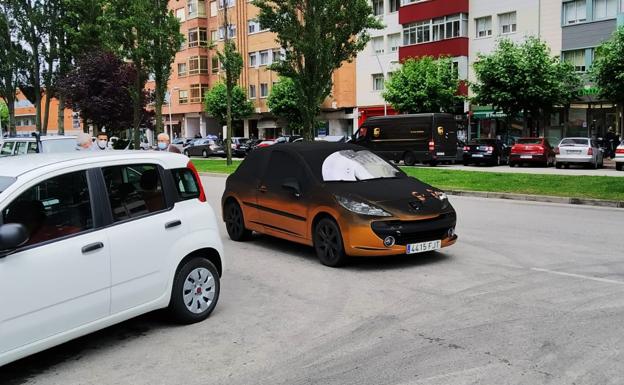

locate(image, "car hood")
[[323, 177, 450, 215]]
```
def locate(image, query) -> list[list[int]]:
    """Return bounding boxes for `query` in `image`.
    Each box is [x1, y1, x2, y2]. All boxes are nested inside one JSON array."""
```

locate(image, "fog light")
[[383, 236, 395, 247], [447, 228, 455, 238]]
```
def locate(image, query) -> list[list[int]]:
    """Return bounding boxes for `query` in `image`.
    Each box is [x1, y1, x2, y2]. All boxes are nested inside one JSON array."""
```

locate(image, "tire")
[[616, 163, 623, 171], [509, 162, 515, 168], [183, 150, 189, 156], [428, 160, 438, 167], [555, 162, 562, 169], [403, 152, 416, 166], [463, 161, 470, 166], [202, 150, 208, 158], [168, 258, 220, 324], [224, 201, 252, 241], [313, 218, 347, 267]]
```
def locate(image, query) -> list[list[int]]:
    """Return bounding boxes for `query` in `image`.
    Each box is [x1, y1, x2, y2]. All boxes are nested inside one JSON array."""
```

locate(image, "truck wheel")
[[403, 152, 416, 166]]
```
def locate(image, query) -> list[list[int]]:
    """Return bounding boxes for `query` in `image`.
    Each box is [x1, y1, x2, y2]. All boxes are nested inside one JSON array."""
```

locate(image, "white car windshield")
[[321, 150, 401, 182]]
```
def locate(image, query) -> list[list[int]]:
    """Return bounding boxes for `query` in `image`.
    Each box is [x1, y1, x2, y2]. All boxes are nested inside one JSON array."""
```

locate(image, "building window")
[[271, 48, 283, 63], [188, 28, 209, 47], [72, 113, 81, 129], [388, 33, 400, 52], [176, 8, 186, 21], [218, 25, 236, 40], [248, 20, 257, 34], [594, 0, 617, 19], [210, 1, 217, 16], [400, 0, 425, 5], [210, 30, 217, 42], [372, 74, 384, 91], [475, 16, 492, 38], [179, 90, 189, 104], [562, 50, 586, 72], [249, 52, 257, 67], [218, 0, 235, 8], [372, 0, 384, 15], [372, 36, 384, 54], [211, 56, 219, 73], [403, 21, 430, 45], [190, 84, 209, 103], [389, 0, 399, 13], [178, 62, 187, 77], [187, 0, 206, 18], [499, 12, 517, 34], [563, 0, 587, 24], [260, 83, 269, 98], [188, 56, 209, 75], [249, 84, 257, 99], [259, 50, 269, 65]]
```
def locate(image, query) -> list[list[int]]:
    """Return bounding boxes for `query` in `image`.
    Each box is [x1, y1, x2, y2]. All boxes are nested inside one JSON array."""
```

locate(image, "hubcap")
[[225, 205, 242, 236], [317, 224, 340, 260], [183, 267, 215, 314]]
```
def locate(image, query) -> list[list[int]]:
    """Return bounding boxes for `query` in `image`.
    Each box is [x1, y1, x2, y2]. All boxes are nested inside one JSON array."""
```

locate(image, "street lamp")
[[168, 86, 179, 139]]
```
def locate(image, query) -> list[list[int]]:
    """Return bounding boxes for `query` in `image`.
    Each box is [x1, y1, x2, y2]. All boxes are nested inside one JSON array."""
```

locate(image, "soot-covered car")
[[221, 142, 457, 267]]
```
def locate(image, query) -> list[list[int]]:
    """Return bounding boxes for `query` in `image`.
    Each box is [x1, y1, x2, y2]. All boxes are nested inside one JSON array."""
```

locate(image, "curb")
[[199, 172, 624, 209]]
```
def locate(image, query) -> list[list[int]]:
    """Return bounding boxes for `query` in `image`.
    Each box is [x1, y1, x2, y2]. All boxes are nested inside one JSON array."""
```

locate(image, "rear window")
[[0, 176, 17, 193], [470, 139, 496, 145], [517, 138, 542, 145], [171, 168, 200, 201], [560, 138, 589, 146], [41, 139, 77, 153]]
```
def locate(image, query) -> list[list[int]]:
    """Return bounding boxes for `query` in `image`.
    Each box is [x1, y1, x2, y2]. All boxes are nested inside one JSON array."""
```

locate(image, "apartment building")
[[165, 0, 356, 140], [355, 0, 402, 126], [8, 91, 82, 136]]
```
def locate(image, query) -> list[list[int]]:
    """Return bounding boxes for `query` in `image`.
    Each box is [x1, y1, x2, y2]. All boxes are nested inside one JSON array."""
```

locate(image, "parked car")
[[221, 142, 457, 267], [254, 140, 276, 149], [509, 137, 555, 167], [0, 135, 77, 156], [0, 151, 224, 367], [171, 137, 194, 153], [462, 138, 509, 166], [354, 113, 458, 166], [315, 135, 347, 142], [555, 137, 604, 169], [615, 142, 624, 171], [230, 137, 250, 157], [184, 138, 225, 158]]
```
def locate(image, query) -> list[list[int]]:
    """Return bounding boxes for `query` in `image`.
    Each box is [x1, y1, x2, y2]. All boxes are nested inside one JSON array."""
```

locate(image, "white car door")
[[0, 170, 110, 356], [101, 163, 184, 314]]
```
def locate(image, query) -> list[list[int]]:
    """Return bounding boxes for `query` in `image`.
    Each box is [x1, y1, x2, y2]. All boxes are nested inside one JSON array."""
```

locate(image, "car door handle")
[[165, 220, 182, 229], [82, 242, 104, 254], [258, 185, 267, 193]]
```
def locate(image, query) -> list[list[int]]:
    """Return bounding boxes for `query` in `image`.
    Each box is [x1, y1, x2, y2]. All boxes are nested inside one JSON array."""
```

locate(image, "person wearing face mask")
[[92, 132, 109, 151], [156, 132, 181, 153]]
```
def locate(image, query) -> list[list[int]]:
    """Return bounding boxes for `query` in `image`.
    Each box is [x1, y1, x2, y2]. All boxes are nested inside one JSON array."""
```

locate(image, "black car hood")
[[323, 177, 450, 215]]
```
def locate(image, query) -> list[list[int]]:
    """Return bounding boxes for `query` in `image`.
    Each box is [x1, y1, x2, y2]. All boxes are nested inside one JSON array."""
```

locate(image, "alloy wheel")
[[182, 267, 216, 314], [225, 204, 243, 238], [316, 221, 342, 264]]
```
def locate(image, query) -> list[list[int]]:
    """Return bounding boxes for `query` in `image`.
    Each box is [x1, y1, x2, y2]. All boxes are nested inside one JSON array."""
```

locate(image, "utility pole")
[[222, 0, 234, 165]]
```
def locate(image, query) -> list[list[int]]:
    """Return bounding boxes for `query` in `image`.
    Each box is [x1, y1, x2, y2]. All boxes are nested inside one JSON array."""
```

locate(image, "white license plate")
[[472, 154, 484, 157], [567, 150, 582, 154], [520, 155, 532, 159], [406, 240, 441, 254], [436, 152, 445, 156]]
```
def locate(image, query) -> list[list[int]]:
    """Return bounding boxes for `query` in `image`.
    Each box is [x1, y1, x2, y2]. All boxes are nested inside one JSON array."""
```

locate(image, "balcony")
[[399, 0, 469, 24]]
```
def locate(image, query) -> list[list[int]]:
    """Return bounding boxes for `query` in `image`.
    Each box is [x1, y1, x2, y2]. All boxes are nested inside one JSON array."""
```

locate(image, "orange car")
[[221, 142, 458, 266]]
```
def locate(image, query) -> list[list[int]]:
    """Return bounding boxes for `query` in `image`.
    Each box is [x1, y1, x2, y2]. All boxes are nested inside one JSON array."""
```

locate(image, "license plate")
[[436, 152, 445, 156], [520, 155, 532, 159], [472, 154, 484, 157], [567, 150, 581, 154], [406, 240, 441, 254]]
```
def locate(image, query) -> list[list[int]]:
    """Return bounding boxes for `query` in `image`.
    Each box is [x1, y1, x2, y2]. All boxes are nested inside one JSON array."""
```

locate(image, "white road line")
[[531, 268, 624, 285]]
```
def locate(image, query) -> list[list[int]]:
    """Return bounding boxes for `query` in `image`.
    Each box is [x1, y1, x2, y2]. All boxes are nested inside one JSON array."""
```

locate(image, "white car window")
[[321, 150, 401, 182]]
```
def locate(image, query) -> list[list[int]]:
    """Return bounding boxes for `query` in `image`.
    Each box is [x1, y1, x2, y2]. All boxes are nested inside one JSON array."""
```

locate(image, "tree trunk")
[[132, 62, 143, 149], [6, 93, 16, 136], [43, 91, 51, 135], [225, 77, 233, 165], [155, 92, 164, 134], [58, 95, 65, 135]]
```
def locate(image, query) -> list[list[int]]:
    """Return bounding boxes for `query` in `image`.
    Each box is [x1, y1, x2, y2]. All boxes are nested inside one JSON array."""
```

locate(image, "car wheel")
[[403, 152, 416, 166], [495, 156, 501, 167], [168, 258, 220, 324], [463, 161, 470, 166], [202, 150, 208, 158], [616, 163, 623, 171], [555, 162, 562, 169], [428, 160, 438, 167], [509, 162, 515, 167], [314, 218, 347, 267], [184, 150, 189, 156], [224, 201, 252, 241]]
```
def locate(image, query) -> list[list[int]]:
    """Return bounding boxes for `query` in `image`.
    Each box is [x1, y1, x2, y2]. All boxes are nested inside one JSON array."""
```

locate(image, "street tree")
[[268, 77, 306, 133], [473, 37, 580, 135], [0, 102, 9, 134], [204, 82, 254, 128], [0, 6, 27, 136], [592, 26, 624, 131], [59, 51, 136, 135], [383, 56, 460, 114], [254, 0, 382, 141]]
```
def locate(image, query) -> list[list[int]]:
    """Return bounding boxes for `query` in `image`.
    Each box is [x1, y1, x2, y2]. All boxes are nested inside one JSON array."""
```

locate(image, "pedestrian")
[[605, 127, 619, 159], [76, 132, 92, 151], [156, 132, 181, 153], [92, 132, 109, 151]]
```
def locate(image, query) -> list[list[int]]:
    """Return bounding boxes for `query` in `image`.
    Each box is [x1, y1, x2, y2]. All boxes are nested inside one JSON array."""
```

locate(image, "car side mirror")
[[0, 223, 29, 256], [282, 178, 302, 198]]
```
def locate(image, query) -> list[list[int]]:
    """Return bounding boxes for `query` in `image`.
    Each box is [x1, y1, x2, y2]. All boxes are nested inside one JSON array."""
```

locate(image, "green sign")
[[580, 85, 601, 96]]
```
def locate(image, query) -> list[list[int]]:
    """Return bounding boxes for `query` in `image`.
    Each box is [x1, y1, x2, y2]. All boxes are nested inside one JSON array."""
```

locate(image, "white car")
[[616, 142, 624, 171], [0, 151, 224, 366], [555, 137, 603, 169]]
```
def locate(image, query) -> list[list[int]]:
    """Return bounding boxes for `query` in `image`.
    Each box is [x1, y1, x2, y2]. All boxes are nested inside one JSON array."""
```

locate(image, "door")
[[101, 163, 182, 314], [256, 151, 309, 238], [432, 115, 458, 159], [0, 170, 110, 354]]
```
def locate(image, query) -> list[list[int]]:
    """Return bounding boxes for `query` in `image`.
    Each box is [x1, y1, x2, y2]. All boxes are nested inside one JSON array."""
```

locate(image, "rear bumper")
[[463, 153, 496, 162], [556, 155, 593, 163], [510, 154, 547, 163]]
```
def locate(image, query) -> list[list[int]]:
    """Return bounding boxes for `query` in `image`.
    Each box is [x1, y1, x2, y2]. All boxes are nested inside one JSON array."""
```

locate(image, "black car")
[[231, 137, 250, 157], [462, 138, 510, 166], [183, 138, 225, 158]]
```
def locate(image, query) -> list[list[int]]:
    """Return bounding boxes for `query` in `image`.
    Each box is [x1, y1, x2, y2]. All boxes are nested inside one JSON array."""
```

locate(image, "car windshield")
[[0, 176, 16, 193], [560, 138, 589, 146], [517, 138, 542, 144], [321, 150, 402, 182]]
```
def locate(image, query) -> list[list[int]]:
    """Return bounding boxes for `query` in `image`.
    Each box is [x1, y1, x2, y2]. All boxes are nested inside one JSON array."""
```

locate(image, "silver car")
[[555, 137, 603, 169]]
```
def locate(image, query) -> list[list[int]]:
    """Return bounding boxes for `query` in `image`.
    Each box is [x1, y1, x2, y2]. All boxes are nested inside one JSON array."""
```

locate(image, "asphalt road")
[[2, 176, 624, 385]]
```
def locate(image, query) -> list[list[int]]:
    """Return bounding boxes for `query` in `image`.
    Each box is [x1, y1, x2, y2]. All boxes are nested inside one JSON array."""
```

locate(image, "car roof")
[[0, 151, 189, 178], [3, 136, 77, 142]]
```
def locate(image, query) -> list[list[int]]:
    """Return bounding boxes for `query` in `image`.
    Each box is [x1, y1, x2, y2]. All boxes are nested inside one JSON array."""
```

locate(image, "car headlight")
[[335, 195, 392, 217], [437, 192, 448, 201]]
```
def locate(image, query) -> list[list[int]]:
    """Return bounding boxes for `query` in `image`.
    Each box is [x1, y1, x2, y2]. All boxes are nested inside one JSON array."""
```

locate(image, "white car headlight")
[[437, 192, 448, 201], [335, 196, 392, 217]]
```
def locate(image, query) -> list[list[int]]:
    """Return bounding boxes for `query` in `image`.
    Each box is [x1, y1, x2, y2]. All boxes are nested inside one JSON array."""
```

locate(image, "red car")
[[509, 137, 555, 167]]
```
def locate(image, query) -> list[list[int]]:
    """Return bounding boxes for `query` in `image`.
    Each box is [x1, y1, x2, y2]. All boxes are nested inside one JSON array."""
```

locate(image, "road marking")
[[531, 268, 624, 285]]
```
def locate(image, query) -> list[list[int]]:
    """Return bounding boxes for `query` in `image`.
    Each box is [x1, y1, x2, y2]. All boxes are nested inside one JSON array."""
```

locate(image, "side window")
[[15, 141, 28, 155], [103, 164, 166, 222], [27, 142, 38, 153], [171, 168, 200, 201], [264, 151, 307, 190], [2, 171, 93, 247], [1, 142, 15, 155]]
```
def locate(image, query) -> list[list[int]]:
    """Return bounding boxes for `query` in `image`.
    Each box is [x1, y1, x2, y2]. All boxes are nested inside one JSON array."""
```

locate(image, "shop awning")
[[472, 110, 507, 119], [164, 120, 180, 126]]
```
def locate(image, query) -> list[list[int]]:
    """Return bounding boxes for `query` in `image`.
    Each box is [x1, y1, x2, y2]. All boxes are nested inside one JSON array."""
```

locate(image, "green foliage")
[[473, 37, 580, 121], [204, 83, 254, 126], [253, 0, 382, 140], [592, 26, 624, 104], [383, 56, 460, 114], [267, 77, 307, 132], [0, 101, 8, 122]]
